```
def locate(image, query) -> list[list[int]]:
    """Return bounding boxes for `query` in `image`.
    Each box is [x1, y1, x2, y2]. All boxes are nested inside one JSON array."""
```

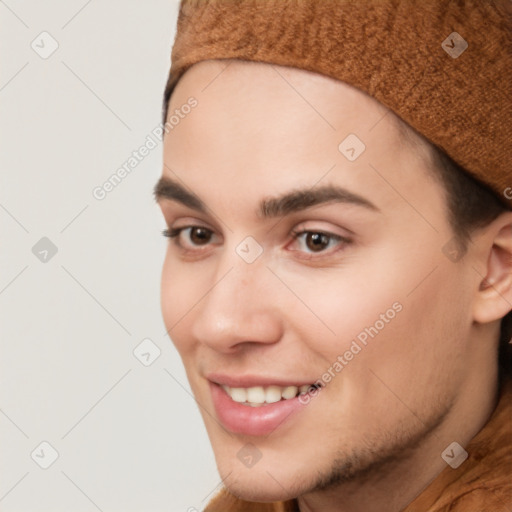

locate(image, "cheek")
[[277, 258, 408, 358], [279, 241, 467, 381], [160, 253, 204, 353]]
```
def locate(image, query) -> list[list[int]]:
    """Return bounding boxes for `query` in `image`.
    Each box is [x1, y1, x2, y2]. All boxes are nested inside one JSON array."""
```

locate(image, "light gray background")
[[0, 2, 220, 510]]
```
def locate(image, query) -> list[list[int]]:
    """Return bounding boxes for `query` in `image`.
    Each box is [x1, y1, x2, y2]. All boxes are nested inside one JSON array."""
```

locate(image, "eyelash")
[[162, 226, 351, 258]]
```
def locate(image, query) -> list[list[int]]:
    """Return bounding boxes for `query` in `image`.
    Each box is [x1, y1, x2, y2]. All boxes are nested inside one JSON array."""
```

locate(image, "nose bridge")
[[192, 243, 282, 350]]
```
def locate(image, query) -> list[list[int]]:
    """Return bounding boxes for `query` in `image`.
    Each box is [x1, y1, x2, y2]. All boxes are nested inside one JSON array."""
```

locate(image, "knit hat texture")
[[163, 0, 512, 208]]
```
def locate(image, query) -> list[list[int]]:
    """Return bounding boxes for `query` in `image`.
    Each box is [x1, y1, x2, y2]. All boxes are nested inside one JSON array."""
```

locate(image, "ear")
[[472, 212, 512, 324]]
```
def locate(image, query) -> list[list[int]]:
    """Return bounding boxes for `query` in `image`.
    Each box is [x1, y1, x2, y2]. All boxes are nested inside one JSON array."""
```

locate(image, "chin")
[[222, 477, 298, 503], [214, 454, 312, 503]]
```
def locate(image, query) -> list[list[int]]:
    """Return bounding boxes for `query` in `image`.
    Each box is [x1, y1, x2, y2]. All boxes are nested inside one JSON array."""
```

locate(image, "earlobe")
[[473, 216, 512, 324]]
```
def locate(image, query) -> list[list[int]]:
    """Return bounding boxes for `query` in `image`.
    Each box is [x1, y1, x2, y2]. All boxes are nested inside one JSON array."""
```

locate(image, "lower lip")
[[209, 382, 309, 436]]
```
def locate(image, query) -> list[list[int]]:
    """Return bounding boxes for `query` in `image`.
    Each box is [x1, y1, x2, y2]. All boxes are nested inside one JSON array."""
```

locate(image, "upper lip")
[[206, 373, 315, 388]]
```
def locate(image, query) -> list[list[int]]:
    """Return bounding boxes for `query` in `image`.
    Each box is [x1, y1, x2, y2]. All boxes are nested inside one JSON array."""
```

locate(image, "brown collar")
[[402, 375, 512, 511]]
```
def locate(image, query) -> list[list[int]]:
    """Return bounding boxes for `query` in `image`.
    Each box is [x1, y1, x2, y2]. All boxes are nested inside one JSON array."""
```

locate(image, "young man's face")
[[156, 60, 490, 502]]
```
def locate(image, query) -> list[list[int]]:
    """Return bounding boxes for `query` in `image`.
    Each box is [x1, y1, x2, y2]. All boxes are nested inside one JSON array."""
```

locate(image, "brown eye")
[[305, 232, 331, 252], [163, 225, 220, 253], [189, 227, 212, 245], [289, 229, 348, 257]]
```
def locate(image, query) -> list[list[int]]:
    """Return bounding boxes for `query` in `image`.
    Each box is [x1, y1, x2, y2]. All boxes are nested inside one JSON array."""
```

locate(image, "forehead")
[[169, 59, 399, 135], [168, 60, 407, 148], [163, 60, 442, 221]]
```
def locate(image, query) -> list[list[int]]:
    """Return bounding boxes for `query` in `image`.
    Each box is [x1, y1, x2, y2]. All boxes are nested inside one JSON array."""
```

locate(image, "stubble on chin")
[[304, 401, 451, 496]]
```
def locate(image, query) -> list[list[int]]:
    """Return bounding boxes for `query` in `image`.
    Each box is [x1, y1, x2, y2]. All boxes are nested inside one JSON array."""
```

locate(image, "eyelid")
[[290, 220, 353, 240], [166, 214, 218, 231]]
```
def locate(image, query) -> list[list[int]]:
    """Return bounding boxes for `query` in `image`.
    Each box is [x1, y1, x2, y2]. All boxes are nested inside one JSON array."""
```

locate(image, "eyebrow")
[[154, 176, 206, 212], [153, 176, 379, 218]]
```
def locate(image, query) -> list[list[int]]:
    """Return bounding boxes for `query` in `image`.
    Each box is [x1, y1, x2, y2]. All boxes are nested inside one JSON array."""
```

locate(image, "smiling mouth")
[[210, 380, 323, 436], [221, 383, 321, 407]]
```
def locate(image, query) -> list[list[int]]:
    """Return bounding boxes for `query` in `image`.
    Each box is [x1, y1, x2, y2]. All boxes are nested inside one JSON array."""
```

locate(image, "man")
[[154, 1, 512, 510]]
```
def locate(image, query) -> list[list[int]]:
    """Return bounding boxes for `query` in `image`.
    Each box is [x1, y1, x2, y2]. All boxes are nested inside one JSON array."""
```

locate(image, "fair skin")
[[155, 60, 512, 512]]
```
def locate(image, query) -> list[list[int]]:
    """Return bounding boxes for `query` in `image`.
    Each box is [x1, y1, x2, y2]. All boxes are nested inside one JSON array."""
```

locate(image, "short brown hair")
[[403, 122, 512, 376], [431, 147, 511, 375]]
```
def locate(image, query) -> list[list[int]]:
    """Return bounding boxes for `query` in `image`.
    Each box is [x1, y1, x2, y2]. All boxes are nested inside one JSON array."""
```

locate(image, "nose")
[[190, 254, 284, 354]]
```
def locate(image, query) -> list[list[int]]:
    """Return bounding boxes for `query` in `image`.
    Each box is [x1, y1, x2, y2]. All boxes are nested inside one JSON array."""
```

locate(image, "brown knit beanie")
[[163, 0, 512, 209]]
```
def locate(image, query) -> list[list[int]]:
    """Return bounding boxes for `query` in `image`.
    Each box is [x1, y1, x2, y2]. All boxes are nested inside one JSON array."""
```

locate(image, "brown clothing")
[[205, 377, 512, 511]]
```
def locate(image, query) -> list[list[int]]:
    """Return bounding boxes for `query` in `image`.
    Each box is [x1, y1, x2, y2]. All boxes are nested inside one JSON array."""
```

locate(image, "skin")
[[155, 60, 512, 512]]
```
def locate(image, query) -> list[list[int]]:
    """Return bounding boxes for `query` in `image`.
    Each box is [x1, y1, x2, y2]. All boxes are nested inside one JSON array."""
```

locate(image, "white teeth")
[[265, 385, 283, 404], [246, 386, 265, 403], [230, 387, 247, 403], [222, 384, 313, 405], [282, 386, 298, 399]]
